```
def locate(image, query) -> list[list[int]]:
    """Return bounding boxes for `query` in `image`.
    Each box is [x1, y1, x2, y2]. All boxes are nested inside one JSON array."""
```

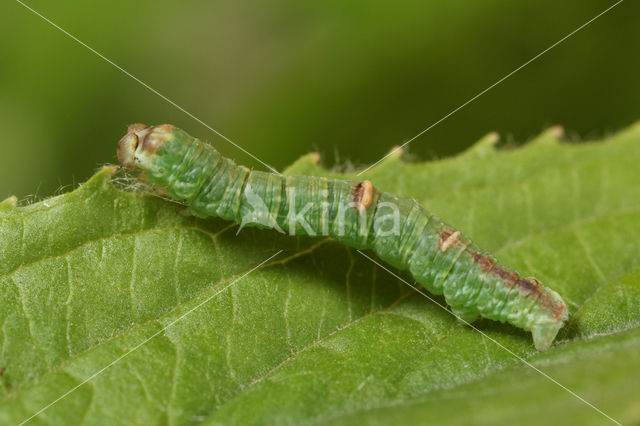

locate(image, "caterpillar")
[[117, 123, 568, 350]]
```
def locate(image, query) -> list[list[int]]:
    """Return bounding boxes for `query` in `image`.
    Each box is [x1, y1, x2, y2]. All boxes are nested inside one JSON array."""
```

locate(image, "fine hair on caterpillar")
[[111, 167, 188, 207], [117, 123, 569, 351]]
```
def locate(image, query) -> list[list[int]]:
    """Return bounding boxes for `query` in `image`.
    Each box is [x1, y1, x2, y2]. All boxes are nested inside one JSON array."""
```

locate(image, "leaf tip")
[[78, 165, 119, 192], [283, 152, 325, 176], [467, 132, 500, 156], [0, 195, 18, 211], [386, 145, 404, 159], [531, 126, 564, 146], [307, 152, 321, 164], [101, 165, 119, 176], [550, 125, 565, 138]]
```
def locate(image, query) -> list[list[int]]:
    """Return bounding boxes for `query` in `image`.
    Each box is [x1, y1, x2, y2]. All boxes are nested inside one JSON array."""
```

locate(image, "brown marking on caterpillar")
[[516, 277, 540, 294], [550, 298, 567, 321], [467, 250, 496, 273], [440, 231, 549, 305], [461, 236, 565, 320], [492, 265, 519, 287], [506, 275, 565, 320], [353, 180, 374, 209], [139, 124, 174, 154], [514, 278, 564, 320], [438, 230, 461, 251]]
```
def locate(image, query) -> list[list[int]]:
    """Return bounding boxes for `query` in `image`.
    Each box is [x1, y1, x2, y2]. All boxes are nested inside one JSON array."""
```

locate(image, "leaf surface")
[[1, 125, 639, 425]]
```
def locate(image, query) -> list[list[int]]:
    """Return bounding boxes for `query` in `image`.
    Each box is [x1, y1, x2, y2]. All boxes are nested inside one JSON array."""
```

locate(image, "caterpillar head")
[[117, 124, 174, 169]]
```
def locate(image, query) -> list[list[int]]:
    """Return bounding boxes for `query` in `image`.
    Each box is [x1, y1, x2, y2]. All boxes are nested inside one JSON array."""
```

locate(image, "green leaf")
[[1, 124, 639, 425]]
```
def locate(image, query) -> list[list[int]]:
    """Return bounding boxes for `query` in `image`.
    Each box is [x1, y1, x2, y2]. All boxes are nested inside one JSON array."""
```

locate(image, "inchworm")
[[117, 123, 568, 350]]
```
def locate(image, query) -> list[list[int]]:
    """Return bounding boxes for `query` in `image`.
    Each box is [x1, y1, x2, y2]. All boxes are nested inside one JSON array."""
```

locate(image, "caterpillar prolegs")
[[117, 124, 568, 350]]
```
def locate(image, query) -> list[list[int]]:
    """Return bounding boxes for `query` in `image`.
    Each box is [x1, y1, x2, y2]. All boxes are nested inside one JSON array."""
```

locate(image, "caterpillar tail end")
[[525, 283, 569, 351], [531, 322, 564, 351], [532, 290, 569, 350]]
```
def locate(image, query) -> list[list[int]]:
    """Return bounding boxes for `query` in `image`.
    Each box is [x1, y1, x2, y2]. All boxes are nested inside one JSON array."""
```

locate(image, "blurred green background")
[[1, 0, 638, 200]]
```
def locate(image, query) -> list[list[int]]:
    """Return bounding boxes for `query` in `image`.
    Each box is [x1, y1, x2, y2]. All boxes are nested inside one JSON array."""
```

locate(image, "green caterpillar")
[[117, 123, 568, 350]]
